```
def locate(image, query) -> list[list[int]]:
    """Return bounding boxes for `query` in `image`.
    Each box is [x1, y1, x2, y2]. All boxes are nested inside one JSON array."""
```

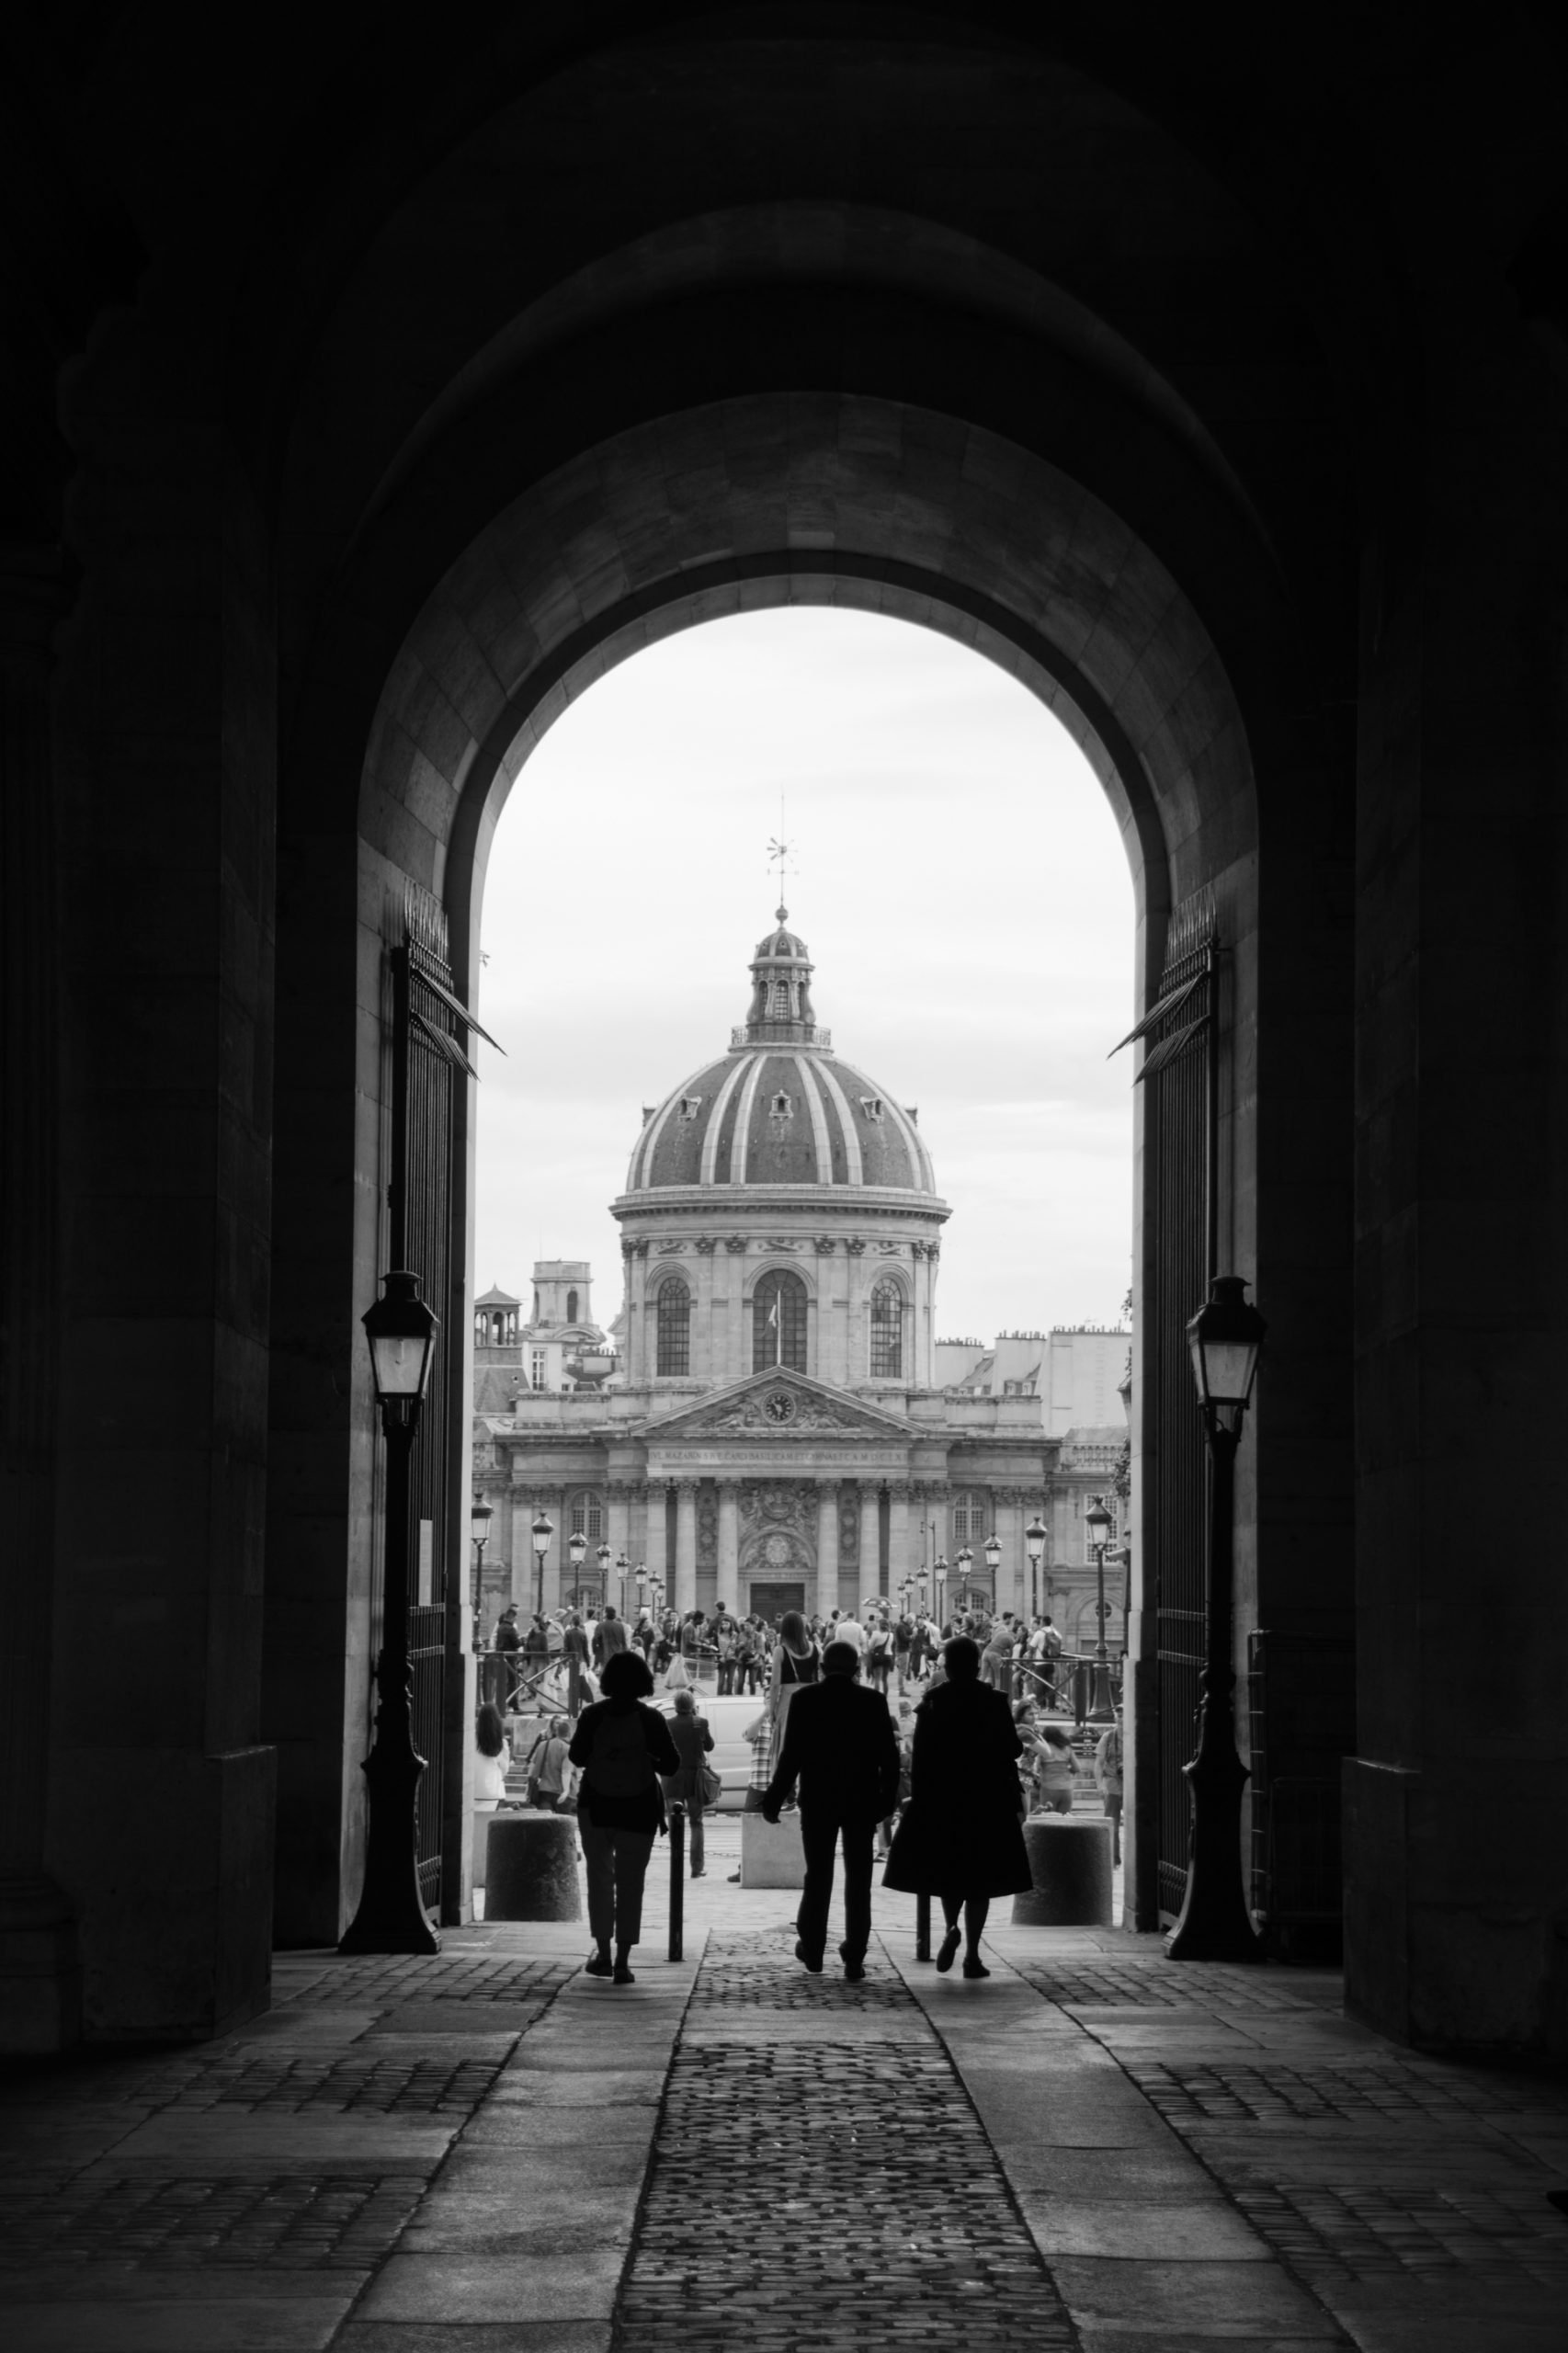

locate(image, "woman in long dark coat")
[[883, 1634, 1032, 1977]]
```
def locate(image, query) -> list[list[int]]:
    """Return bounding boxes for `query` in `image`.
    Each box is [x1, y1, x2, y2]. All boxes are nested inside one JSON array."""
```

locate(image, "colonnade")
[[498, 1474, 1050, 1620]]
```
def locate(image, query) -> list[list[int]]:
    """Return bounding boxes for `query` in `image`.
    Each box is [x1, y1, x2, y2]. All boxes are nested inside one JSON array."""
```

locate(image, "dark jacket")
[[764, 1673, 901, 1821], [568, 1697, 680, 1834], [882, 1677, 1032, 1897]]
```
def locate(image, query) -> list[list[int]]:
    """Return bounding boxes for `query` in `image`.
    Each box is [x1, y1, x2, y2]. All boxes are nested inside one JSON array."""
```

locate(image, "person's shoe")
[[962, 1956, 991, 1980], [726, 1870, 741, 1882], [794, 1940, 824, 1974], [583, 1951, 612, 1977], [690, 1869, 706, 1879], [936, 1927, 960, 1973], [839, 1944, 867, 1983], [612, 1961, 635, 1984]]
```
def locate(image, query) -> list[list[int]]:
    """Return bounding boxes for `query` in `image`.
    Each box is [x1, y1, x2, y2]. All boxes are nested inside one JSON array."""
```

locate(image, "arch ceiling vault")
[[275, 30, 1346, 2000], [13, 4, 1563, 2062]]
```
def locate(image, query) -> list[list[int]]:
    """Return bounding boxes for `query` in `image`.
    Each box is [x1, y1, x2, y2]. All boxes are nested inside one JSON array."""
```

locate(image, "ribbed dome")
[[622, 913, 938, 1198]]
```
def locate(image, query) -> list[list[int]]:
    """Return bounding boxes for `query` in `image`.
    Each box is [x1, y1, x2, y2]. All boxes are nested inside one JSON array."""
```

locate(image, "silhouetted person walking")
[[763, 1640, 900, 1982]]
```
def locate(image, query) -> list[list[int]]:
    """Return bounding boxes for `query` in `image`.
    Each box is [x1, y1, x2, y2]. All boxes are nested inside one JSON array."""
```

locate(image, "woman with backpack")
[[568, 1649, 680, 1984]]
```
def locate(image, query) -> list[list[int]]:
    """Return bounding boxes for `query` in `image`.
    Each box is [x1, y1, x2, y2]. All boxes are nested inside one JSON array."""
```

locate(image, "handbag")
[[696, 1758, 722, 1811]]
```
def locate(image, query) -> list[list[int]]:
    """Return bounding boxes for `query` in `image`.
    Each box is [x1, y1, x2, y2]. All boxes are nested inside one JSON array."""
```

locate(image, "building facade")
[[473, 914, 1124, 1635]]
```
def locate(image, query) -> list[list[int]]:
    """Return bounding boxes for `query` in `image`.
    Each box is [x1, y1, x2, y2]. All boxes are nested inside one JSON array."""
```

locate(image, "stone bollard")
[[483, 1813, 583, 1921], [740, 1810, 806, 1888], [1012, 1815, 1114, 1927]]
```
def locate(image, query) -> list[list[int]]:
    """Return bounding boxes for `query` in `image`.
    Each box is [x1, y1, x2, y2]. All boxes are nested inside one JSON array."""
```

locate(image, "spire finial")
[[767, 790, 792, 921]]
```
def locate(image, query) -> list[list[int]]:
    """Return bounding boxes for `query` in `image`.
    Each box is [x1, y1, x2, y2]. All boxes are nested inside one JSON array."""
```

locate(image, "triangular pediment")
[[642, 1368, 912, 1441]]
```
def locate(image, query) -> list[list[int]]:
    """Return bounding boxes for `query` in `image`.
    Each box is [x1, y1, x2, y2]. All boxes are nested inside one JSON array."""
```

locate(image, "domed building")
[[475, 913, 1070, 1627]]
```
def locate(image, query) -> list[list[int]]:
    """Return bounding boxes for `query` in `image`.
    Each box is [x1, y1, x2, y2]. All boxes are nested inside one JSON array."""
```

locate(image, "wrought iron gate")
[[1121, 892, 1218, 1924]]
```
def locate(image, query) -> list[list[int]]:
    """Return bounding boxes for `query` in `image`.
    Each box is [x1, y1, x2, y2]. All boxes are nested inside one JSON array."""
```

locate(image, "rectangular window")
[[531, 1347, 548, 1391]]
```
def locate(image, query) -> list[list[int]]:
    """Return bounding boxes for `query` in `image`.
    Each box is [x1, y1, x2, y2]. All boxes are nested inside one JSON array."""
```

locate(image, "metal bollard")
[[667, 1801, 685, 1962], [915, 1890, 932, 1961]]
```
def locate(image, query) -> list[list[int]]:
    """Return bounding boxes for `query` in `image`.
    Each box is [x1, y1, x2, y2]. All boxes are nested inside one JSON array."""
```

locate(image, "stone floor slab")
[[1, 2298, 354, 2351], [335, 2324, 610, 2351], [1051, 2256, 1335, 2331], [354, 2248, 624, 2322], [1017, 2197, 1275, 2259]]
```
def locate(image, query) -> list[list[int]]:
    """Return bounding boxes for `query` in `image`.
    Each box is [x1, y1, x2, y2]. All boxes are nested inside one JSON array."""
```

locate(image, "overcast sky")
[[472, 608, 1134, 1345]]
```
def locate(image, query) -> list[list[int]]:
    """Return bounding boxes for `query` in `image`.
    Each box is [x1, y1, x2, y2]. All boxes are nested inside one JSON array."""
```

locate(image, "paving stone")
[[1051, 2255, 1335, 2330], [0, 2173, 424, 2271], [356, 2245, 624, 2321]]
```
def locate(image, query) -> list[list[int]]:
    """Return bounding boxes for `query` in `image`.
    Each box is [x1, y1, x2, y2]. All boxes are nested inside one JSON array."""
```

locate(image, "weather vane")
[[767, 798, 793, 917]]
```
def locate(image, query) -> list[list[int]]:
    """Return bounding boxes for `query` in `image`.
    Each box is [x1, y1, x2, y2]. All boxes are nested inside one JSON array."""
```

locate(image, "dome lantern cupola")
[[620, 911, 946, 1202], [736, 905, 823, 1049]]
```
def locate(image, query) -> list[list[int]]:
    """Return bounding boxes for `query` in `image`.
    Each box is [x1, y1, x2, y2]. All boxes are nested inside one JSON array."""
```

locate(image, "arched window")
[[950, 1489, 990, 1541], [566, 1288, 578, 1323], [869, 1278, 903, 1377], [753, 1267, 808, 1371], [569, 1491, 606, 1541], [655, 1277, 690, 1376]]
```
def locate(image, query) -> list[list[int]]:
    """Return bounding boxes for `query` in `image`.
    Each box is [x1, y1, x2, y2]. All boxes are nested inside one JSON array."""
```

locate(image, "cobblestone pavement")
[[616, 1926, 1078, 2352], [1, 1901, 1565, 2352]]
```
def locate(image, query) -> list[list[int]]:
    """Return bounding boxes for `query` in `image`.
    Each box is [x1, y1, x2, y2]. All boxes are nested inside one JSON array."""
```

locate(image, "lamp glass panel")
[[1191, 1332, 1261, 1406], [369, 1332, 429, 1398]]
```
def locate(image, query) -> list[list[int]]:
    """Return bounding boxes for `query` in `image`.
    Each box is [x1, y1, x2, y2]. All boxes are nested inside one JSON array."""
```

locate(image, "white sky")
[[472, 608, 1134, 1344]]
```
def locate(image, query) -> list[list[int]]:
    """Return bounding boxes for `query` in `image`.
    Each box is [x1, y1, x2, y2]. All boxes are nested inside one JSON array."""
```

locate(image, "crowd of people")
[[473, 1594, 1125, 1974], [488, 1594, 1109, 1715]]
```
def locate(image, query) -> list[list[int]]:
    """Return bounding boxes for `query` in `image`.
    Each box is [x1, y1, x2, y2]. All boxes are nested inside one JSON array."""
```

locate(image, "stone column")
[[994, 1492, 1023, 1620], [888, 1483, 912, 1595], [858, 1485, 881, 1599], [0, 551, 78, 2051], [644, 1479, 669, 1604], [674, 1481, 699, 1615], [717, 1483, 741, 1606], [724, 1240, 747, 1381], [815, 1484, 839, 1621], [694, 1240, 716, 1383]]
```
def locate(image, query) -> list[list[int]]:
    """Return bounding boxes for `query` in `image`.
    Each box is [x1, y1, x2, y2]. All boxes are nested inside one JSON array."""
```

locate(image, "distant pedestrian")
[[1095, 1721, 1123, 1864], [598, 1605, 629, 1662], [528, 1715, 574, 1812], [570, 1650, 680, 1984], [1035, 1723, 1078, 1815], [883, 1635, 1032, 1979], [664, 1688, 717, 1878], [767, 1608, 821, 1785], [473, 1702, 510, 1813]]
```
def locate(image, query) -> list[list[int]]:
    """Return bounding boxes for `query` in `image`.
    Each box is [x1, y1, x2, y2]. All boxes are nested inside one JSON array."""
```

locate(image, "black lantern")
[[340, 1271, 441, 1956], [1085, 1495, 1116, 1722], [1167, 1275, 1267, 1964], [531, 1509, 553, 1616], [1187, 1275, 1266, 1429], [1025, 1513, 1047, 1620]]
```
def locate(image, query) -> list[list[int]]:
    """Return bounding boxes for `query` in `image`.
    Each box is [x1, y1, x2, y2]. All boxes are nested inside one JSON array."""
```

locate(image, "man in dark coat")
[[763, 1640, 901, 1981]]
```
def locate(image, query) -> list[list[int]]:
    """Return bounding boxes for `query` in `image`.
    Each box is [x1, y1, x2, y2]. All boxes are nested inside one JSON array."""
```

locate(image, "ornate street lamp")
[[1166, 1275, 1267, 1963], [983, 1530, 1002, 1583], [934, 1555, 949, 1620], [1085, 1496, 1116, 1722], [615, 1548, 630, 1610], [530, 1508, 553, 1619], [341, 1270, 440, 1956], [596, 1540, 612, 1604], [567, 1527, 588, 1604], [469, 1496, 494, 1651], [954, 1541, 973, 1608], [1025, 1513, 1047, 1620], [634, 1562, 648, 1612]]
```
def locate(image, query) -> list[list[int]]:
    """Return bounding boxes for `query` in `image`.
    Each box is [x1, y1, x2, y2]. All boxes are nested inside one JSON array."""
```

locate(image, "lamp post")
[[934, 1555, 948, 1624], [567, 1528, 587, 1606], [634, 1563, 648, 1618], [469, 1496, 493, 1651], [596, 1540, 612, 1608], [1025, 1513, 1047, 1622], [954, 1542, 973, 1611], [1166, 1275, 1267, 1963], [340, 1270, 440, 1956], [530, 1508, 553, 1620], [983, 1529, 1002, 1612], [615, 1549, 630, 1614], [1085, 1495, 1116, 1723]]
